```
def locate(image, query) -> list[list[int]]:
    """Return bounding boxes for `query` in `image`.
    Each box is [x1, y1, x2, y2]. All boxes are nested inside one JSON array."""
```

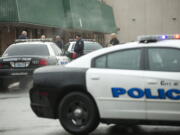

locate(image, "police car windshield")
[[3, 44, 49, 56]]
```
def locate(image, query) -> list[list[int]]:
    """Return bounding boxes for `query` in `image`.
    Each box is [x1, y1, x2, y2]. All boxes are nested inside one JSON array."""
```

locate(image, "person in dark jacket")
[[18, 31, 28, 39], [109, 33, 120, 45], [74, 34, 84, 57], [55, 35, 64, 50]]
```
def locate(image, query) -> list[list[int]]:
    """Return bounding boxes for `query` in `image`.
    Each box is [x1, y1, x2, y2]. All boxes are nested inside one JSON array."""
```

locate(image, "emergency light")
[[138, 34, 180, 43], [15, 38, 53, 43]]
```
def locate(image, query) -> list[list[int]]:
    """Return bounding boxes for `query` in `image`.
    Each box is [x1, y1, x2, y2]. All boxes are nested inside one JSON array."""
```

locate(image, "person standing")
[[55, 35, 64, 50], [74, 34, 84, 58], [41, 35, 46, 40], [109, 33, 120, 46], [18, 31, 28, 39]]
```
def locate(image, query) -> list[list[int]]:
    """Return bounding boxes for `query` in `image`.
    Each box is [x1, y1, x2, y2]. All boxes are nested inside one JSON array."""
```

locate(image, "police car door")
[[144, 47, 180, 121], [87, 48, 146, 119]]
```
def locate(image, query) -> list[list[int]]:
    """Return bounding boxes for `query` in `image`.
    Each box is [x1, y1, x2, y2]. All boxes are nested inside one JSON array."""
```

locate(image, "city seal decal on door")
[[112, 88, 180, 100]]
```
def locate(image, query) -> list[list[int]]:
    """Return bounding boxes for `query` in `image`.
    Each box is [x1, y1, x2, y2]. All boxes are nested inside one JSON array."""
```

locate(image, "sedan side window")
[[51, 43, 62, 56], [148, 48, 180, 72], [94, 49, 141, 70]]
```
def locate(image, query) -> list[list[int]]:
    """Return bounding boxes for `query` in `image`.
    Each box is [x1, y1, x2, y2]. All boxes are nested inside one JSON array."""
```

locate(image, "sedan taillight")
[[32, 59, 48, 66], [39, 59, 48, 66]]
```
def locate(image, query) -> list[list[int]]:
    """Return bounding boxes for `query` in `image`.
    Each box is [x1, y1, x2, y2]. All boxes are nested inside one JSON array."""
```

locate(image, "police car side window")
[[94, 55, 106, 68], [94, 49, 141, 70], [148, 48, 180, 72], [107, 49, 141, 70]]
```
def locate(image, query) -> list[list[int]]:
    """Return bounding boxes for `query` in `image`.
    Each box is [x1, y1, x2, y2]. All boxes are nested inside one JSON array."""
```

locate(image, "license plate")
[[14, 62, 26, 67], [59, 61, 68, 65]]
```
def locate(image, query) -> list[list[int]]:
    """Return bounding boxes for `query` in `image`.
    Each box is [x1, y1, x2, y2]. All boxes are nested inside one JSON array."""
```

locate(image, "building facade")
[[0, 0, 117, 54], [103, 0, 180, 43]]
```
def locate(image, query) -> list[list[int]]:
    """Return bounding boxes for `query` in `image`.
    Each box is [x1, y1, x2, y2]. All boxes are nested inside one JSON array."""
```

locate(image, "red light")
[[39, 59, 48, 66], [175, 34, 180, 39]]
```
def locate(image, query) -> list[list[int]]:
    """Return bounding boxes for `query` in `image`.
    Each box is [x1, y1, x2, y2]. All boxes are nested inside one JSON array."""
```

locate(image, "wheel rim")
[[66, 100, 89, 127]]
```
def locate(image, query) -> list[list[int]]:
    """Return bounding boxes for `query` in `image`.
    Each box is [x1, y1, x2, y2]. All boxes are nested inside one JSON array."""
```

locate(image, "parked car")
[[64, 40, 103, 59], [0, 39, 69, 91], [30, 34, 180, 134]]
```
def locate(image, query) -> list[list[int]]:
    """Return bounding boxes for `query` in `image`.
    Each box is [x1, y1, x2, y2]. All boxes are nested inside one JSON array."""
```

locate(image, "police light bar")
[[15, 38, 53, 43], [138, 34, 180, 43]]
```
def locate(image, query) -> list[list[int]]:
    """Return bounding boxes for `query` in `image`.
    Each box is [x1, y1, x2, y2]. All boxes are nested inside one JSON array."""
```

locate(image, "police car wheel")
[[58, 92, 99, 134]]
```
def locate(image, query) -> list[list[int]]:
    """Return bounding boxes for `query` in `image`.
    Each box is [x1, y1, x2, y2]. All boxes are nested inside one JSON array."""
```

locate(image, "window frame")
[[91, 47, 145, 70], [145, 47, 180, 72]]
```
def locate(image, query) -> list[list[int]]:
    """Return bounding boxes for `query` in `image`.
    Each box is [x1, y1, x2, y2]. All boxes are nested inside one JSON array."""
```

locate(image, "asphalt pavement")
[[1, 87, 180, 135]]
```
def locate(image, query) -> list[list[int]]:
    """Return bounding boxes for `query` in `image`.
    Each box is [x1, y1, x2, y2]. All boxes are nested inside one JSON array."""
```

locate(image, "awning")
[[0, 0, 117, 33], [67, 0, 117, 33]]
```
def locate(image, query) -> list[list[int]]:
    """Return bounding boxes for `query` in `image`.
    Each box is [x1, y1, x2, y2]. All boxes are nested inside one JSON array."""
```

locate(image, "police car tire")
[[58, 92, 99, 134]]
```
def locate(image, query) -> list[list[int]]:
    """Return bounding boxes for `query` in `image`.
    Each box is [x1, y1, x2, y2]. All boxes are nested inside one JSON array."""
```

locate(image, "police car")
[[30, 35, 180, 134], [64, 40, 103, 59], [0, 39, 69, 91]]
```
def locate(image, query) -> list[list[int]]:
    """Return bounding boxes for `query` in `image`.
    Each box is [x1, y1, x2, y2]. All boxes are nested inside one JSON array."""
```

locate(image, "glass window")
[[51, 43, 62, 56], [94, 55, 106, 68], [3, 44, 49, 56], [148, 48, 180, 72], [84, 42, 102, 50], [94, 49, 141, 70], [71, 43, 76, 51], [64, 43, 70, 52]]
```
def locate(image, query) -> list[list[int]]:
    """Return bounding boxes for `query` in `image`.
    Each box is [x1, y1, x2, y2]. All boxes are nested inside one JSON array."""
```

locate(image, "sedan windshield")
[[3, 44, 50, 56]]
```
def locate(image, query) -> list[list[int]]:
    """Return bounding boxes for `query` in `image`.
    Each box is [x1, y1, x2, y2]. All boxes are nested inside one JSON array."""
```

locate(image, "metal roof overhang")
[[0, 0, 117, 33]]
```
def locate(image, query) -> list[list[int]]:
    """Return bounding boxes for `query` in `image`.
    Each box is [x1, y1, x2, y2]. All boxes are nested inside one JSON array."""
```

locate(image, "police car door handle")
[[147, 80, 158, 85], [91, 76, 100, 80]]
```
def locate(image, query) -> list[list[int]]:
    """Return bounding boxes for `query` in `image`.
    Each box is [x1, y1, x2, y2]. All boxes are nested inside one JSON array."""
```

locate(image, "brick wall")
[[0, 26, 16, 55]]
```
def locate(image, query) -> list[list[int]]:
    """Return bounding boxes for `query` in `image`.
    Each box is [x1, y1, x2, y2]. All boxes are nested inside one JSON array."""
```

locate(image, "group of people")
[[18, 31, 64, 49], [18, 30, 120, 58], [18, 31, 84, 58]]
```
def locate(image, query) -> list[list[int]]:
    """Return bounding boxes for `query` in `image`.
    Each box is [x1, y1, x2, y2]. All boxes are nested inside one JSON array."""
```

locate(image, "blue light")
[[161, 35, 168, 40]]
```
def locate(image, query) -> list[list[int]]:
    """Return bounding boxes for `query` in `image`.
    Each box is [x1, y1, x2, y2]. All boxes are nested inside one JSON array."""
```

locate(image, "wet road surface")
[[1, 89, 180, 135]]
